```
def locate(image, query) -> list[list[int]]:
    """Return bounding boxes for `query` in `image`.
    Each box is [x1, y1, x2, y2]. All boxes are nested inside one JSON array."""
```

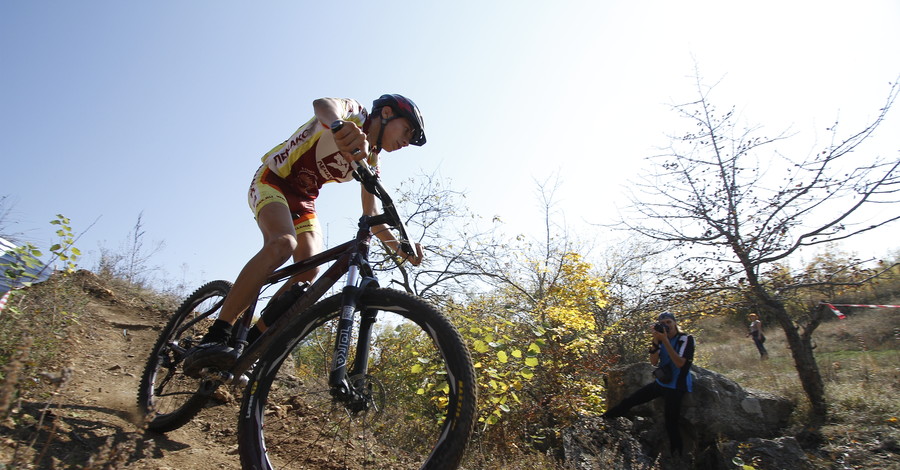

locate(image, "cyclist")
[[183, 94, 426, 376]]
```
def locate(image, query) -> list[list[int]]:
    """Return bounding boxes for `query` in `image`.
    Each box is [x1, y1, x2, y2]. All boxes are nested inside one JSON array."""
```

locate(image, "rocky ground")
[[1, 286, 244, 469]]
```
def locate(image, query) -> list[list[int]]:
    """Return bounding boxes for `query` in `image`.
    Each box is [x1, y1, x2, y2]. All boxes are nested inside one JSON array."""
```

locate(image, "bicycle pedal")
[[235, 374, 250, 388], [199, 367, 234, 383]]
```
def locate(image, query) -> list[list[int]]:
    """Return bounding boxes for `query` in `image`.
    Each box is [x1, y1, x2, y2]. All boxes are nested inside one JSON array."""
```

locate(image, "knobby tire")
[[137, 280, 232, 432], [238, 288, 477, 470]]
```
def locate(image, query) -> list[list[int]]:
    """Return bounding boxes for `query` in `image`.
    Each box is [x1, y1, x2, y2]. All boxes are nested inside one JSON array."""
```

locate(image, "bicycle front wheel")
[[238, 288, 477, 470], [137, 280, 231, 432]]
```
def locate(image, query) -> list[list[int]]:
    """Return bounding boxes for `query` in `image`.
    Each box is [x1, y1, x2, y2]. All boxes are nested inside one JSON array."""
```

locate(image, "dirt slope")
[[5, 291, 244, 469]]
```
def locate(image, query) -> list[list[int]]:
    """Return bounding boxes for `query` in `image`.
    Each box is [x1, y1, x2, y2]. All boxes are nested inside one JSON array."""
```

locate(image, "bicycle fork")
[[329, 263, 378, 410]]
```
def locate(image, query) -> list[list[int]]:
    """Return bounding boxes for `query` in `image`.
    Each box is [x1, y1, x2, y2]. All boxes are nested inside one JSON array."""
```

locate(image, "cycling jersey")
[[263, 98, 369, 198], [247, 98, 370, 234]]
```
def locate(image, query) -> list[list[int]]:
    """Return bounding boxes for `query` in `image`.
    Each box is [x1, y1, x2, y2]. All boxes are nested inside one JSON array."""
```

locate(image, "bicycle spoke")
[[138, 280, 232, 432], [239, 289, 476, 470]]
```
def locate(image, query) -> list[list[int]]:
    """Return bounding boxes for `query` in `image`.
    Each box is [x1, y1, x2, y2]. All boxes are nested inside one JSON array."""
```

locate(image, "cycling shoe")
[[182, 341, 239, 378]]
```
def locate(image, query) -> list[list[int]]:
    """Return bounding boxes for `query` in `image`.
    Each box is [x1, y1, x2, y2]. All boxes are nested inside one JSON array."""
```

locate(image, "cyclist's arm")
[[314, 98, 368, 162], [313, 98, 345, 125], [361, 186, 423, 265]]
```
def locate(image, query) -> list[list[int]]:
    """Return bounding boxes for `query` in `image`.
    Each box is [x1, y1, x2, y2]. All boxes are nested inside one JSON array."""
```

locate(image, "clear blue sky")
[[2, 1, 899, 291]]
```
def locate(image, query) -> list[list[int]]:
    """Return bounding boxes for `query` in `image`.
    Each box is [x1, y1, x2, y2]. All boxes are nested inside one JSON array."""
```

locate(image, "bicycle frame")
[[213, 211, 388, 400], [192, 159, 411, 406]]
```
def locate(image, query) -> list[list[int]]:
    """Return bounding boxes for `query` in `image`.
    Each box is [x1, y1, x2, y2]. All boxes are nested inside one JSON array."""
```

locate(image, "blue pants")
[[604, 381, 686, 455]]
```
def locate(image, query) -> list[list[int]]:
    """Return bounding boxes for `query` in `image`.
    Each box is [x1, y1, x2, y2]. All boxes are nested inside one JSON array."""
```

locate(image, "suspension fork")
[[328, 214, 380, 400], [329, 263, 360, 395], [350, 307, 378, 380], [329, 264, 380, 401]]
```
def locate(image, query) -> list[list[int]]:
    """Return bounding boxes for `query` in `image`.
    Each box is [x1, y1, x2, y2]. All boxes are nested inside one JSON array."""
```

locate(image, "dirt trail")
[[10, 294, 244, 469]]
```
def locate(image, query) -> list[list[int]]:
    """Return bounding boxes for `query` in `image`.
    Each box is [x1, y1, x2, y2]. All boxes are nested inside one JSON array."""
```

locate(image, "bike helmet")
[[372, 94, 426, 147]]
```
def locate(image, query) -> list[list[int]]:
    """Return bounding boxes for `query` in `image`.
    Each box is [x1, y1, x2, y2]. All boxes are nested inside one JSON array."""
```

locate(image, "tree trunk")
[[765, 299, 828, 428]]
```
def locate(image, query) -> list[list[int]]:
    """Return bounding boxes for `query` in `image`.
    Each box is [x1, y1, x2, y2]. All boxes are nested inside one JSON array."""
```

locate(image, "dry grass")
[[696, 309, 900, 399], [695, 308, 900, 468], [0, 274, 87, 376], [696, 316, 803, 394]]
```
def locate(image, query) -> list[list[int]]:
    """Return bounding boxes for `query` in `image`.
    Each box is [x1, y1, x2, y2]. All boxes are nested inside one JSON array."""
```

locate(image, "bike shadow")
[[2, 399, 192, 466]]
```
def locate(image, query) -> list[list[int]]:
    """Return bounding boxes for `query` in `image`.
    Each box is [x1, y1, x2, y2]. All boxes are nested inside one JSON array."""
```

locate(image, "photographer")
[[603, 311, 695, 457]]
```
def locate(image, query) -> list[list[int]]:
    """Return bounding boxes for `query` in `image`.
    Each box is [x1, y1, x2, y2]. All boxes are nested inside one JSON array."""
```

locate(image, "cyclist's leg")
[[219, 201, 298, 325], [183, 167, 299, 373], [183, 202, 297, 374], [251, 211, 323, 333], [291, 214, 323, 280]]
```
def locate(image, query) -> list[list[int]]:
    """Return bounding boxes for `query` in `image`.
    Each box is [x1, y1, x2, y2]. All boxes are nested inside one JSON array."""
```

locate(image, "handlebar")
[[331, 120, 417, 259]]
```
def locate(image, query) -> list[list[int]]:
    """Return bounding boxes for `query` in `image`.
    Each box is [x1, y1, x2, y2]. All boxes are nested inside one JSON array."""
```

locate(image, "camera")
[[653, 322, 669, 333]]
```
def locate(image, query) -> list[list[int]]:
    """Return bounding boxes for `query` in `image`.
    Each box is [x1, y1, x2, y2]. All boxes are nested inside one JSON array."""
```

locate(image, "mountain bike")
[[137, 136, 477, 469]]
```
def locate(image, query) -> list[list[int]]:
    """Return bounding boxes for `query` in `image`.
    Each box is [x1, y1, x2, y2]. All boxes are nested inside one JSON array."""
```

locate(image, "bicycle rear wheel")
[[238, 288, 477, 470], [137, 280, 232, 432]]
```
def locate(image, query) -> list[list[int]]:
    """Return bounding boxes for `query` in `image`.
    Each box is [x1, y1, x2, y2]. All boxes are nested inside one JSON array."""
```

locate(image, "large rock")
[[562, 363, 800, 469], [563, 416, 656, 470], [564, 418, 814, 470], [712, 436, 815, 470], [605, 363, 793, 443]]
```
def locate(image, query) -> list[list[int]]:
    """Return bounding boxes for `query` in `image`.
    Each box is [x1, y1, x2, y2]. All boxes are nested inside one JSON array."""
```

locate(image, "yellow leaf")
[[497, 351, 508, 363]]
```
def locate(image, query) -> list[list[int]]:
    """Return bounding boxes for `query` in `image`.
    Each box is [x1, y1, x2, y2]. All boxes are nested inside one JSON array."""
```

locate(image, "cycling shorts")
[[247, 164, 320, 235]]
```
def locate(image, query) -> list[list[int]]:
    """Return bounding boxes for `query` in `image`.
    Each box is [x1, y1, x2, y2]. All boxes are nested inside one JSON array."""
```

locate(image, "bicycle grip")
[[330, 120, 363, 157]]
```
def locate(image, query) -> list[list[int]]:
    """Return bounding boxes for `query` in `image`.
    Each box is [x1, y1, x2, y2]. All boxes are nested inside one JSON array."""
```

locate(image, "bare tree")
[[623, 73, 899, 428], [592, 237, 680, 362], [377, 171, 516, 304], [387, 171, 592, 311], [95, 212, 164, 287]]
